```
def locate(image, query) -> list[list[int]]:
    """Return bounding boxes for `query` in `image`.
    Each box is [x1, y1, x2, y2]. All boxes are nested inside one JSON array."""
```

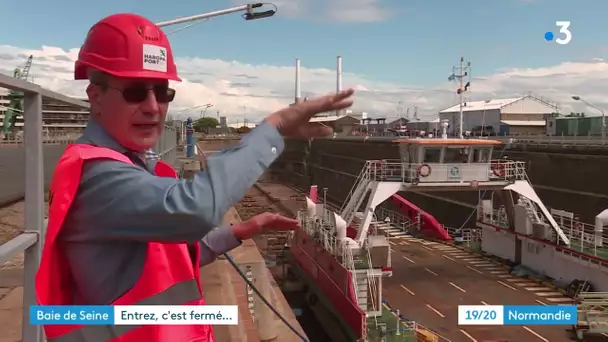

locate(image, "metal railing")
[[0, 133, 81, 146], [326, 132, 608, 147], [0, 73, 179, 342], [478, 207, 608, 262], [153, 125, 178, 163], [362, 159, 527, 184]]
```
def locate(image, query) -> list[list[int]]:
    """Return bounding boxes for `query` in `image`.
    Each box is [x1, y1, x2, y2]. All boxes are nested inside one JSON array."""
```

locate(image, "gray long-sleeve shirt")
[[60, 119, 284, 304]]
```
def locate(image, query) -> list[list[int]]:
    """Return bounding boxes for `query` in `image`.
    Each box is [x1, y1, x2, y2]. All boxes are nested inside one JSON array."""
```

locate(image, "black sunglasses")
[[99, 83, 176, 103]]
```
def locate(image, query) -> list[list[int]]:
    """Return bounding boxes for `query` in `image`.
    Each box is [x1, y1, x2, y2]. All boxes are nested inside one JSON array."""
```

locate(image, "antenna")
[[448, 57, 472, 138], [406, 108, 410, 120], [413, 106, 419, 121]]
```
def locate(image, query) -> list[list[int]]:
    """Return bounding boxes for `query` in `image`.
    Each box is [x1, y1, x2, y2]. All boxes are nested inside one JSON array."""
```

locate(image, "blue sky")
[[0, 0, 604, 87]]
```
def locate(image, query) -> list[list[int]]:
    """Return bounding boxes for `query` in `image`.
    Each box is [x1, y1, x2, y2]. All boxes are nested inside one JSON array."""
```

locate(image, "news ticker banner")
[[31, 305, 238, 325], [458, 305, 578, 325]]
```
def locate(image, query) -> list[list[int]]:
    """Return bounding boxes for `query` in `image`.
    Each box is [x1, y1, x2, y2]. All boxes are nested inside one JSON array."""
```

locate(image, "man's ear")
[[86, 84, 103, 117], [86, 84, 102, 106]]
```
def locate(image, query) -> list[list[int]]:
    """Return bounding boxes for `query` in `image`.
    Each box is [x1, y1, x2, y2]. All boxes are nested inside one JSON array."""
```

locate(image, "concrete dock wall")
[[0, 145, 68, 204]]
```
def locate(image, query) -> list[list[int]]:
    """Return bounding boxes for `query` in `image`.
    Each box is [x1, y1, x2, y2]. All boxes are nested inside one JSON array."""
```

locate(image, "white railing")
[[342, 245, 359, 306], [478, 207, 608, 261], [362, 159, 527, 184], [443, 226, 480, 246], [375, 207, 411, 229], [365, 248, 380, 314], [338, 133, 608, 147]]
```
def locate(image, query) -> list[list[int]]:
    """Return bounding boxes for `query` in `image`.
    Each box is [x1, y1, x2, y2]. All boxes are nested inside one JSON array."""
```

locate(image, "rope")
[[224, 252, 309, 342]]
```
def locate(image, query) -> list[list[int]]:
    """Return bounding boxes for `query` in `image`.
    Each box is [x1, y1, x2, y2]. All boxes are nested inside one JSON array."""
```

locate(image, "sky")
[[0, 0, 607, 123]]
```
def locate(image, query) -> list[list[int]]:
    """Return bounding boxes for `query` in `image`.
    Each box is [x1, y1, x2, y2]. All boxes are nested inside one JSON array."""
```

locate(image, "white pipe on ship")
[[336, 56, 343, 116], [295, 58, 301, 104], [336, 55, 342, 93]]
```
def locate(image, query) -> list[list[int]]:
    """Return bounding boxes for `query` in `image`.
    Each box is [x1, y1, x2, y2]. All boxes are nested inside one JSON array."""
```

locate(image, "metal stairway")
[[519, 197, 544, 223], [354, 271, 369, 312], [340, 163, 372, 225], [373, 221, 403, 238]]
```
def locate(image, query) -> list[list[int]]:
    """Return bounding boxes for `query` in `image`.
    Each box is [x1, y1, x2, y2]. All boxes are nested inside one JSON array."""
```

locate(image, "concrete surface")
[[384, 234, 578, 341], [0, 144, 67, 204]]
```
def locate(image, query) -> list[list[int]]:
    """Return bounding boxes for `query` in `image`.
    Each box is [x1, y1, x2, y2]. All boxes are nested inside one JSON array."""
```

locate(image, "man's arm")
[[62, 122, 284, 243], [198, 225, 241, 266]]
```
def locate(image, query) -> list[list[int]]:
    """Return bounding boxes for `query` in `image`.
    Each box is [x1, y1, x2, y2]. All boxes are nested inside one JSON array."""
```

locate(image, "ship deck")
[[383, 234, 581, 341]]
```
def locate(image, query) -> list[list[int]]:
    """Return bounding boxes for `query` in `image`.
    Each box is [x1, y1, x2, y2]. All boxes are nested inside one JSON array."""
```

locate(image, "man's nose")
[[139, 89, 160, 114]]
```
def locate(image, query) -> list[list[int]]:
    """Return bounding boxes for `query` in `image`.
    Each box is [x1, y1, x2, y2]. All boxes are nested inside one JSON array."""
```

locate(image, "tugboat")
[[287, 120, 569, 341]]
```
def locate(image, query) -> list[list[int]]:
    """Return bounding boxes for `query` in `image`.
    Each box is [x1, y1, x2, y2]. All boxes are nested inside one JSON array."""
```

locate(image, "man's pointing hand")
[[231, 213, 300, 240], [266, 89, 355, 139]]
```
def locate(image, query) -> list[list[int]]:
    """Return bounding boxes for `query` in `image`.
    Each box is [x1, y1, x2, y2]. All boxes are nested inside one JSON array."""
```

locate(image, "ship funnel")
[[295, 58, 301, 104], [334, 212, 347, 240], [309, 185, 318, 203], [306, 197, 316, 218]]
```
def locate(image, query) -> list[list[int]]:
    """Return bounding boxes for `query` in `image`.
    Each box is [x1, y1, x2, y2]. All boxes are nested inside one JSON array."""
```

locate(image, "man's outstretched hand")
[[266, 89, 355, 139], [231, 212, 300, 240]]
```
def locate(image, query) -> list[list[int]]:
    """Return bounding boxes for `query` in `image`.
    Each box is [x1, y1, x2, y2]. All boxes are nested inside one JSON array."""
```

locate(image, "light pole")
[[571, 96, 606, 139], [155, 3, 277, 28]]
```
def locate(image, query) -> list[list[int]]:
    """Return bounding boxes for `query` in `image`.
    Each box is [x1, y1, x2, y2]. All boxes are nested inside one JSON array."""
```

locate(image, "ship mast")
[[448, 57, 472, 138]]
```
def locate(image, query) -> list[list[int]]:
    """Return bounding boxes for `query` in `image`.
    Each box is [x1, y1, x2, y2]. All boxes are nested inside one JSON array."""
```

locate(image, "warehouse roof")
[[440, 97, 524, 113]]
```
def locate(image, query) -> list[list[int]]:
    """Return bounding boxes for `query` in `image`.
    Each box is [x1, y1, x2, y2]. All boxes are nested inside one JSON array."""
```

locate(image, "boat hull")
[[289, 230, 366, 338]]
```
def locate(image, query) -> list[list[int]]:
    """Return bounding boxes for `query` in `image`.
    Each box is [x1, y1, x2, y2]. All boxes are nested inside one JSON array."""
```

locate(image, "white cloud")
[[1, 44, 607, 124]]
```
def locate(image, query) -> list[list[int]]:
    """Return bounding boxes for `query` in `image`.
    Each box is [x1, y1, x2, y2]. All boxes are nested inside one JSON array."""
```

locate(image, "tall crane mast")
[[2, 55, 34, 138]]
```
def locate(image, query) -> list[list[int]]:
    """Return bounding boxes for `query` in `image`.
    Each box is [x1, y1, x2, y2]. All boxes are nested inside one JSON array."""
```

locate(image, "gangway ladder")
[[574, 292, 608, 341], [519, 197, 544, 224], [340, 162, 372, 225]]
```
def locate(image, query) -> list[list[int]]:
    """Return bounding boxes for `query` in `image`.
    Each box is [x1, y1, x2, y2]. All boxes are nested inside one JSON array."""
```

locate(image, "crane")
[[2, 55, 33, 139]]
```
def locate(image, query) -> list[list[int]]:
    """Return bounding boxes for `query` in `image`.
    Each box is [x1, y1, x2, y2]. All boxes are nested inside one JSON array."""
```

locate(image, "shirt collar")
[[77, 120, 129, 153], [77, 120, 152, 166]]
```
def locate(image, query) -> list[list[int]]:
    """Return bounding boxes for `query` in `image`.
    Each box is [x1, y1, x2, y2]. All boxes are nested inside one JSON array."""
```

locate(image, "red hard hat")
[[74, 13, 181, 81]]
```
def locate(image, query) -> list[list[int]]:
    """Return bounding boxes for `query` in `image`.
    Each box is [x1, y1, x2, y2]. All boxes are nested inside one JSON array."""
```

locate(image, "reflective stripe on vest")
[[47, 280, 201, 342], [37, 144, 214, 342]]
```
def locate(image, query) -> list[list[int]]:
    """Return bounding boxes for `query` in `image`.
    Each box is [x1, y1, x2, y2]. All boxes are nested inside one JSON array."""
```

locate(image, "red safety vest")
[[36, 144, 215, 342]]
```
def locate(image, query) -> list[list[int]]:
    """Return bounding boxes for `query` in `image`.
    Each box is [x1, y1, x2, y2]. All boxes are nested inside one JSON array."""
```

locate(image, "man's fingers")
[[331, 88, 355, 102], [301, 89, 355, 115]]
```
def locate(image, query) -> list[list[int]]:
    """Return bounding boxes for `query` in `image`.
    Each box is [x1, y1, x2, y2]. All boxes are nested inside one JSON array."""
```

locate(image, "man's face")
[[88, 75, 175, 151]]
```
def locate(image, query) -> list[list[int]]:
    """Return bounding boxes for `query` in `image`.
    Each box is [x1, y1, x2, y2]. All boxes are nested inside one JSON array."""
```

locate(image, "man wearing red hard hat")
[[36, 13, 354, 342]]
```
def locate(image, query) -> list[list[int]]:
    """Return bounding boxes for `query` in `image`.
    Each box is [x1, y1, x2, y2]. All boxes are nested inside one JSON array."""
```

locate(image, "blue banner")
[[30, 306, 114, 325], [503, 305, 577, 325]]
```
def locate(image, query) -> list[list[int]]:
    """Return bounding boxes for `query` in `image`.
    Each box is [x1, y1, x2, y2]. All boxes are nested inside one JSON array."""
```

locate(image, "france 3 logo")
[[544, 21, 571, 45]]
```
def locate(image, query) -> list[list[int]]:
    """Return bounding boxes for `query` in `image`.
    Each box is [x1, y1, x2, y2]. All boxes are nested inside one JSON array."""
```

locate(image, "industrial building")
[[310, 114, 360, 136], [0, 88, 89, 137], [439, 95, 557, 136]]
